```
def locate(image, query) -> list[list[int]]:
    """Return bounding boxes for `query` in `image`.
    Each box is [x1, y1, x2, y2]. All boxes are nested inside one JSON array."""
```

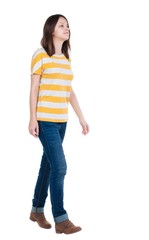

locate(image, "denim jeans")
[[31, 121, 68, 223]]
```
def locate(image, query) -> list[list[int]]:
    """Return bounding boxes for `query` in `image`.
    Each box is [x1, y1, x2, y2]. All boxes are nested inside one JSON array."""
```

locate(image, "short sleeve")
[[31, 49, 43, 75]]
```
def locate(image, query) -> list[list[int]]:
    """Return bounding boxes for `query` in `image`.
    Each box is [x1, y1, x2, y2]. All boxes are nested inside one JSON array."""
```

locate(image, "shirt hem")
[[37, 118, 68, 123]]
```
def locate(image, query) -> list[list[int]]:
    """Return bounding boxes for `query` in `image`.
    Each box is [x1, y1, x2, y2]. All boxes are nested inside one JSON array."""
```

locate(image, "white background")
[[0, 0, 149, 239]]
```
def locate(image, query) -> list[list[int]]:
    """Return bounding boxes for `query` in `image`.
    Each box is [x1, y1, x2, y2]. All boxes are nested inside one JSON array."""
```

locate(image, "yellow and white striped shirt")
[[31, 48, 73, 122]]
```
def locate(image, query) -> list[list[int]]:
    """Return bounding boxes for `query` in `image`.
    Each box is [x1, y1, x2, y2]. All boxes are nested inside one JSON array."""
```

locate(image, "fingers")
[[35, 125, 39, 137], [79, 119, 89, 135], [29, 123, 39, 138], [82, 124, 89, 135], [29, 128, 38, 138]]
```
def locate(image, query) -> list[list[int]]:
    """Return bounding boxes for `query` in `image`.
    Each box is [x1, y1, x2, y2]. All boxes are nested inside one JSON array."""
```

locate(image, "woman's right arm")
[[28, 74, 40, 138]]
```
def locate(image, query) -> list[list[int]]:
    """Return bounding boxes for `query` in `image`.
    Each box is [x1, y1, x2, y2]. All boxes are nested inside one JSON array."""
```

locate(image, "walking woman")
[[28, 14, 89, 234]]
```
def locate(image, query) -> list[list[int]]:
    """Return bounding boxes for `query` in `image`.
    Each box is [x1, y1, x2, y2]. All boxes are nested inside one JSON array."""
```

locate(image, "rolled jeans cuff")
[[31, 207, 44, 213], [54, 213, 68, 223]]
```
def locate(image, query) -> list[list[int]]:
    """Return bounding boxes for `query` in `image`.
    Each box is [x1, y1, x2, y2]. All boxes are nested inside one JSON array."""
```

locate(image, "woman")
[[28, 14, 89, 234]]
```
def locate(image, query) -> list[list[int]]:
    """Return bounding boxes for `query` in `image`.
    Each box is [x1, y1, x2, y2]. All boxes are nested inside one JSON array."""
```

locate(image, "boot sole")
[[55, 228, 82, 234]]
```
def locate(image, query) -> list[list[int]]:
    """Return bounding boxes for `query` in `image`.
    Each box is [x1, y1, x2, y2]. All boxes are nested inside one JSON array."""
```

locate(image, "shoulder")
[[32, 48, 45, 59]]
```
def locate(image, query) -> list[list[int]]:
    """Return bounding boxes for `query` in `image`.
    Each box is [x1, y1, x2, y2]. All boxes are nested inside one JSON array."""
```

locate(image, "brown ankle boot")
[[55, 219, 82, 234], [29, 212, 52, 229]]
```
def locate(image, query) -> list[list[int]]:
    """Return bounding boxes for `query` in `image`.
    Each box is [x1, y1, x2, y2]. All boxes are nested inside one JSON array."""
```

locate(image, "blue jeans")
[[31, 121, 68, 223]]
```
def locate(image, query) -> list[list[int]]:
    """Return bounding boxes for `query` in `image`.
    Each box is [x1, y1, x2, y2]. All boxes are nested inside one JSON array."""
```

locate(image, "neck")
[[53, 38, 63, 55]]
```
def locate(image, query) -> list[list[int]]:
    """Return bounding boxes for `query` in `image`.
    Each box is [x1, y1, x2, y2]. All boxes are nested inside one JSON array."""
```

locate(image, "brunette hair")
[[41, 14, 71, 59]]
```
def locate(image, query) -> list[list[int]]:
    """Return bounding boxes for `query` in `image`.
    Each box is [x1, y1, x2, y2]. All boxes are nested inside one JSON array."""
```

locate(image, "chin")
[[63, 34, 69, 40], [62, 38, 69, 42]]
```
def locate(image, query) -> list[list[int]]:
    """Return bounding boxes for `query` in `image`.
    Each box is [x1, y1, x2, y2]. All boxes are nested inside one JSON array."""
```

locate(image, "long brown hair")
[[41, 14, 71, 59]]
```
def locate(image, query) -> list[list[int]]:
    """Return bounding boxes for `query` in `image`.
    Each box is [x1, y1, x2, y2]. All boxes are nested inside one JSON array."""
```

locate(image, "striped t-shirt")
[[31, 48, 73, 122]]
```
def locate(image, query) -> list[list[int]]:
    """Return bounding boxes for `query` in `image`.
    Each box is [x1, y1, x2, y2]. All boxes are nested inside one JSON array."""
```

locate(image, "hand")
[[79, 119, 89, 135], [28, 119, 39, 138]]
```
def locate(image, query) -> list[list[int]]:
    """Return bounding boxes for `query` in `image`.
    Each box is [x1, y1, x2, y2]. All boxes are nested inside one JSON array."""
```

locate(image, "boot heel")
[[56, 230, 62, 234], [30, 217, 36, 222]]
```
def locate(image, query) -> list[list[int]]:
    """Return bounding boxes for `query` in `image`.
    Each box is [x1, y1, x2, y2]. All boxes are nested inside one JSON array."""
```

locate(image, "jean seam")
[[40, 124, 53, 169], [35, 160, 48, 211]]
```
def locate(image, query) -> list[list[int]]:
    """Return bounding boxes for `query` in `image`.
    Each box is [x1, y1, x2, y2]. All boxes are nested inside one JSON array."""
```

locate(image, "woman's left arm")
[[69, 88, 89, 135]]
